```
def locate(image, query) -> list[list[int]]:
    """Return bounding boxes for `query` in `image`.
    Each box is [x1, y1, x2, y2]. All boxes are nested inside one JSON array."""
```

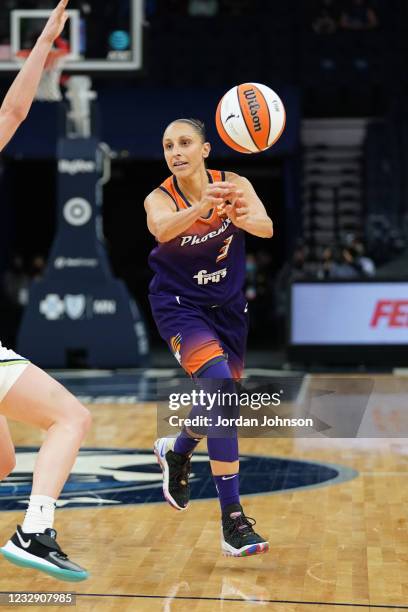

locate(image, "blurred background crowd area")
[[1, 0, 408, 350], [0, 0, 405, 109]]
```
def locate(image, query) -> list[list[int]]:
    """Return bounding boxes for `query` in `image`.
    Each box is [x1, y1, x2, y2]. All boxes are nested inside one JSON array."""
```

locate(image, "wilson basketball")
[[216, 83, 286, 154]]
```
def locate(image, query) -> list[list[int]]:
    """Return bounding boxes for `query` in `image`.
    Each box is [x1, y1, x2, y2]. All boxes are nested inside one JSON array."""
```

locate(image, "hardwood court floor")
[[1, 374, 408, 611]]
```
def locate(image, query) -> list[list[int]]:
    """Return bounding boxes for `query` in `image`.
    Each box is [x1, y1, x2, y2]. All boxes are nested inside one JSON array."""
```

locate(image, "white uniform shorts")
[[0, 342, 29, 403]]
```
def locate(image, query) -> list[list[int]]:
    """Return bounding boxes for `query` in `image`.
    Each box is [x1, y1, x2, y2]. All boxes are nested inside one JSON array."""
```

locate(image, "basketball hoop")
[[15, 49, 68, 102]]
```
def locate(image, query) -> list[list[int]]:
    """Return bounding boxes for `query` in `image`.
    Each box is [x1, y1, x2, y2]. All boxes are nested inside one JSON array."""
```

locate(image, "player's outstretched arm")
[[0, 0, 69, 152]]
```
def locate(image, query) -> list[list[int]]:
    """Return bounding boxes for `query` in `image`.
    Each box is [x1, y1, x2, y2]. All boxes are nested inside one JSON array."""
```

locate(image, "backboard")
[[0, 0, 143, 73]]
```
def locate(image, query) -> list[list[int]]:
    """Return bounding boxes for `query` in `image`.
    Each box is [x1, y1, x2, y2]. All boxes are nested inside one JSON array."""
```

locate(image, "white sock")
[[21, 495, 56, 534]]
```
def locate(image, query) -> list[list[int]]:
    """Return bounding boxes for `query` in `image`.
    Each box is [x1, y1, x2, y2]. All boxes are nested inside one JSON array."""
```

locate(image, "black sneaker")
[[221, 504, 269, 557], [0, 525, 89, 582], [154, 437, 191, 511]]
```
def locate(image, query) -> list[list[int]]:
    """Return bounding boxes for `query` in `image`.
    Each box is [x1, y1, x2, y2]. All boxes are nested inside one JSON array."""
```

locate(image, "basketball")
[[216, 83, 286, 154]]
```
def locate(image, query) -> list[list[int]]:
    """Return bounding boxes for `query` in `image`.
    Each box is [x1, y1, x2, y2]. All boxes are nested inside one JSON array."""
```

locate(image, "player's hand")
[[39, 0, 69, 45], [222, 195, 250, 228], [199, 182, 238, 215]]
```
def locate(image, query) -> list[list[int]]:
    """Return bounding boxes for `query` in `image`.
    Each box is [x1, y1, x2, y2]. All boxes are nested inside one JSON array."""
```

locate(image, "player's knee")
[[0, 453, 16, 481], [55, 399, 92, 440], [71, 404, 92, 439]]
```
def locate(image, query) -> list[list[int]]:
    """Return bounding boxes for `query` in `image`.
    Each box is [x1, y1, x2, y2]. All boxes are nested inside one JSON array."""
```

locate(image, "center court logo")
[[193, 269, 227, 285], [0, 448, 358, 512]]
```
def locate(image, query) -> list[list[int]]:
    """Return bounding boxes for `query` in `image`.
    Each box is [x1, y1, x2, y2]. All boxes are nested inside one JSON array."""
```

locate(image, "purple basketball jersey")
[[148, 170, 246, 306]]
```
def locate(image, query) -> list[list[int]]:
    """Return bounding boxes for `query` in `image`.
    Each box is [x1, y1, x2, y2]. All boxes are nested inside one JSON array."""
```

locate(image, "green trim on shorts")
[[0, 360, 29, 367]]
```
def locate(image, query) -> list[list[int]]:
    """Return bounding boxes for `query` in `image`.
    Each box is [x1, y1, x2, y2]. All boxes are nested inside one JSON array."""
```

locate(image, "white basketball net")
[[36, 62, 64, 102], [16, 51, 67, 102], [16, 52, 98, 137]]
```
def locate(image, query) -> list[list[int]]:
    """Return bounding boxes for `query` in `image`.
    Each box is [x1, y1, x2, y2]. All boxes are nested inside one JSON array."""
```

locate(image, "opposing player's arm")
[[145, 182, 237, 243], [0, 0, 69, 152], [222, 172, 273, 238]]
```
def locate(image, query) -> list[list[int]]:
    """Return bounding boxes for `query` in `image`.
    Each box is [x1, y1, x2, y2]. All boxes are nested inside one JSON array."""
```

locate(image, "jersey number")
[[216, 236, 234, 263]]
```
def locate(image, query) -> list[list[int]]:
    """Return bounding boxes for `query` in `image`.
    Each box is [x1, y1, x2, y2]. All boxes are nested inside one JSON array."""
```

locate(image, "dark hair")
[[165, 118, 207, 142]]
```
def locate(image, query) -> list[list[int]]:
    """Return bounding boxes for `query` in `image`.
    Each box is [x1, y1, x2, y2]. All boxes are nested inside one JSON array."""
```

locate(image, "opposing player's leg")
[[0, 416, 16, 481], [0, 364, 91, 581]]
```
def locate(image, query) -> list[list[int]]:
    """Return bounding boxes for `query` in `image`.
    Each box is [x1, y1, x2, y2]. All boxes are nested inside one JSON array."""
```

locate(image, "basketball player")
[[0, 0, 90, 581], [146, 119, 273, 557]]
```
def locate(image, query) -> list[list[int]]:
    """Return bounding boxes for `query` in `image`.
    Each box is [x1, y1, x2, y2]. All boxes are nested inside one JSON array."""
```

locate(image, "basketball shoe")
[[0, 525, 88, 581], [154, 437, 191, 511], [221, 503, 269, 557]]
